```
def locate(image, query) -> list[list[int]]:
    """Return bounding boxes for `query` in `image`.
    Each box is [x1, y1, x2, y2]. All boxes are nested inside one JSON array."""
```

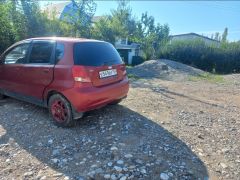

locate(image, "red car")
[[0, 37, 129, 127]]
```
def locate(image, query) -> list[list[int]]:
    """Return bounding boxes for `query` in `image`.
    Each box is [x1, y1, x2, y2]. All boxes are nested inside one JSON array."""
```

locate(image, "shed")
[[115, 38, 141, 65]]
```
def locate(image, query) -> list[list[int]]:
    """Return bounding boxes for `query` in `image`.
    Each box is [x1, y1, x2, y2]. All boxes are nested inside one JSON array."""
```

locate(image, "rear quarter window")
[[55, 43, 64, 62], [73, 42, 123, 66]]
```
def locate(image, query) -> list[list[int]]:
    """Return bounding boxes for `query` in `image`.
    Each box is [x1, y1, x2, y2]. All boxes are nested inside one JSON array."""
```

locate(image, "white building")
[[170, 33, 220, 46], [115, 38, 141, 65], [43, 2, 102, 23]]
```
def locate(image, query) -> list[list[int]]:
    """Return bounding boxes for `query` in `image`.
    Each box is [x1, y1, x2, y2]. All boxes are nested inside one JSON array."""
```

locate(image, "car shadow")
[[0, 98, 208, 180]]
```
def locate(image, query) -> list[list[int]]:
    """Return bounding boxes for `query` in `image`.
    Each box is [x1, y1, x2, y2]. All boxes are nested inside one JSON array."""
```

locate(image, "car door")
[[0, 54, 4, 91], [19, 40, 55, 101], [0, 42, 30, 93]]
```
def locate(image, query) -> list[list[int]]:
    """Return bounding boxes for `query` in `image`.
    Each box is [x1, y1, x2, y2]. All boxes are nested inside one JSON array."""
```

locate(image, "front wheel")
[[48, 94, 76, 127]]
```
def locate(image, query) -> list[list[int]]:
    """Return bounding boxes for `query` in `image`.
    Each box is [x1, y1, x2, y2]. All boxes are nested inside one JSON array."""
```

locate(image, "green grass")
[[126, 65, 133, 68], [128, 73, 140, 80], [189, 73, 225, 83]]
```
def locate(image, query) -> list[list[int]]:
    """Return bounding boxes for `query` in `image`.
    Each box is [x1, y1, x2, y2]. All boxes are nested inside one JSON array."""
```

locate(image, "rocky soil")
[[0, 59, 240, 180], [127, 59, 204, 81]]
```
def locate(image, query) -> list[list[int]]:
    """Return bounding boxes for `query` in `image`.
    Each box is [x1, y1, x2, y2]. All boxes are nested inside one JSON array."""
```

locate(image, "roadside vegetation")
[[160, 39, 240, 74], [0, 0, 169, 61], [0, 0, 239, 75], [127, 73, 140, 80], [188, 72, 225, 84]]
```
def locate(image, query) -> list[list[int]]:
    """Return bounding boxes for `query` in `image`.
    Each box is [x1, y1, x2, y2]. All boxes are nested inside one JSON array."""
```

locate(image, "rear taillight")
[[120, 64, 127, 76], [123, 70, 127, 76], [72, 66, 91, 83]]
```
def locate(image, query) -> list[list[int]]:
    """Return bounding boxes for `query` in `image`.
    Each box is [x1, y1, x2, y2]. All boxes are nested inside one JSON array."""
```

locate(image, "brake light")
[[72, 66, 91, 83], [120, 64, 127, 76]]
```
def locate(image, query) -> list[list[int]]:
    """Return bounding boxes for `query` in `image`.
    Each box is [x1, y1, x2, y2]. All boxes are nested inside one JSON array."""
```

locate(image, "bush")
[[0, 1, 75, 54], [0, 3, 16, 54], [160, 39, 240, 74]]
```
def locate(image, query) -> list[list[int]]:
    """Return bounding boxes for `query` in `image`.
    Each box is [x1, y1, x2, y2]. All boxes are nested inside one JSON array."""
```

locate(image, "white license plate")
[[99, 69, 117, 78]]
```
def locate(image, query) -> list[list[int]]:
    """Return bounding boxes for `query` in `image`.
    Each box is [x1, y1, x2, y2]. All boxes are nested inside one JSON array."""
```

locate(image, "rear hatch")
[[73, 41, 126, 87]]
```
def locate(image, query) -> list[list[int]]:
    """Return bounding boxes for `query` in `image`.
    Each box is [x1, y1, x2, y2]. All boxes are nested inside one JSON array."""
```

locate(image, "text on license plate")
[[99, 69, 117, 78]]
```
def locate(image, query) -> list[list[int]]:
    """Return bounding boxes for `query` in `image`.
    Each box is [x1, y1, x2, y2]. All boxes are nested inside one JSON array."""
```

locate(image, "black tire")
[[48, 94, 76, 127], [109, 99, 122, 105]]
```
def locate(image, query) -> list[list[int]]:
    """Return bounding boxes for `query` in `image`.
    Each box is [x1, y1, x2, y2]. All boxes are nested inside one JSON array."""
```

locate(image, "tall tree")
[[110, 0, 136, 40], [92, 16, 115, 44], [68, 0, 97, 37], [0, 2, 16, 53], [138, 12, 169, 59], [92, 1, 169, 60], [10, 0, 27, 40], [20, 0, 47, 37], [222, 27, 228, 43], [214, 32, 220, 41]]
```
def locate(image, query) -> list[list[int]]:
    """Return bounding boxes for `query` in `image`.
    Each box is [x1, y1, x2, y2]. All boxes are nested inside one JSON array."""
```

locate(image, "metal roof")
[[170, 33, 220, 43]]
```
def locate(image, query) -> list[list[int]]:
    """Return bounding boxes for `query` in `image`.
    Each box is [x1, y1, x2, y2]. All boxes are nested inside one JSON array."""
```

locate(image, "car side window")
[[4, 44, 29, 64], [55, 43, 64, 63], [29, 42, 54, 64]]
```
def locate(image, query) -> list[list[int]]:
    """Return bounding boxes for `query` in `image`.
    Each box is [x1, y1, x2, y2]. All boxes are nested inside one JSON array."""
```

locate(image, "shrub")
[[160, 39, 240, 74], [0, 3, 16, 54]]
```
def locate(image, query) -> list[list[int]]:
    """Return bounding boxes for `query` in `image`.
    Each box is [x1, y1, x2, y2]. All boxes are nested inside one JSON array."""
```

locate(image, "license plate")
[[99, 69, 117, 78]]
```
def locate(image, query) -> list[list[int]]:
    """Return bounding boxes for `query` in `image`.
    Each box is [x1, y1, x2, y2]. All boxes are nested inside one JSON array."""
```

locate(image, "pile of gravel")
[[127, 59, 204, 81]]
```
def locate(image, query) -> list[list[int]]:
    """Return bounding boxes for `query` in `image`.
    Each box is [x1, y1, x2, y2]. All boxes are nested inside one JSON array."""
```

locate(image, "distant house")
[[43, 2, 102, 23], [170, 33, 220, 46], [43, 2, 68, 19], [115, 38, 141, 65]]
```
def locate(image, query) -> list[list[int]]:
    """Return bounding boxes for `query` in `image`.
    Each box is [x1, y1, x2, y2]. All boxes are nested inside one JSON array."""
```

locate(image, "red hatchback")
[[0, 37, 129, 127]]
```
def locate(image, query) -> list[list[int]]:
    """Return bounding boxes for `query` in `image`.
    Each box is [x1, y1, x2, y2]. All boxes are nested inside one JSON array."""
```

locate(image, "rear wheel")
[[48, 94, 76, 127]]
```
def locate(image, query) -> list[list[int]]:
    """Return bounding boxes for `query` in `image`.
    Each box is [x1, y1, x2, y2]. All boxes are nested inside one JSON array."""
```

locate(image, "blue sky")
[[40, 1, 240, 41]]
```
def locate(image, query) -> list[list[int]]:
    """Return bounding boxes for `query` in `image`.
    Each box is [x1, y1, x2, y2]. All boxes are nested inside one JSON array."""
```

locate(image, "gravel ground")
[[0, 60, 240, 180], [127, 59, 204, 81]]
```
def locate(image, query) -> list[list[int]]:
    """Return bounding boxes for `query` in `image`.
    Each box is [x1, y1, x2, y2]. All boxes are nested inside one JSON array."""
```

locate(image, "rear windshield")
[[73, 42, 123, 66]]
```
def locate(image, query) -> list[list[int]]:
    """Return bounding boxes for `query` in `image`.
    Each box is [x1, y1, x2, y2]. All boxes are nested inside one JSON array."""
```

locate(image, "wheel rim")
[[51, 100, 68, 123]]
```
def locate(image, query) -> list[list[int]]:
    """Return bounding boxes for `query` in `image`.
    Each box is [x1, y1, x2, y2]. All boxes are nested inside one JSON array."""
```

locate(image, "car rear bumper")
[[63, 77, 129, 112]]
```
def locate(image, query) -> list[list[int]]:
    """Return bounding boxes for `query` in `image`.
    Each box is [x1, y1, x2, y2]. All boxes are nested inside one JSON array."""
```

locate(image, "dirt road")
[[0, 60, 239, 180]]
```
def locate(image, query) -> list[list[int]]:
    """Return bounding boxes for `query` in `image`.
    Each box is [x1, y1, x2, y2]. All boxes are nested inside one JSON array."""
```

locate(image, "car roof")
[[25, 37, 104, 43], [0, 37, 105, 55]]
